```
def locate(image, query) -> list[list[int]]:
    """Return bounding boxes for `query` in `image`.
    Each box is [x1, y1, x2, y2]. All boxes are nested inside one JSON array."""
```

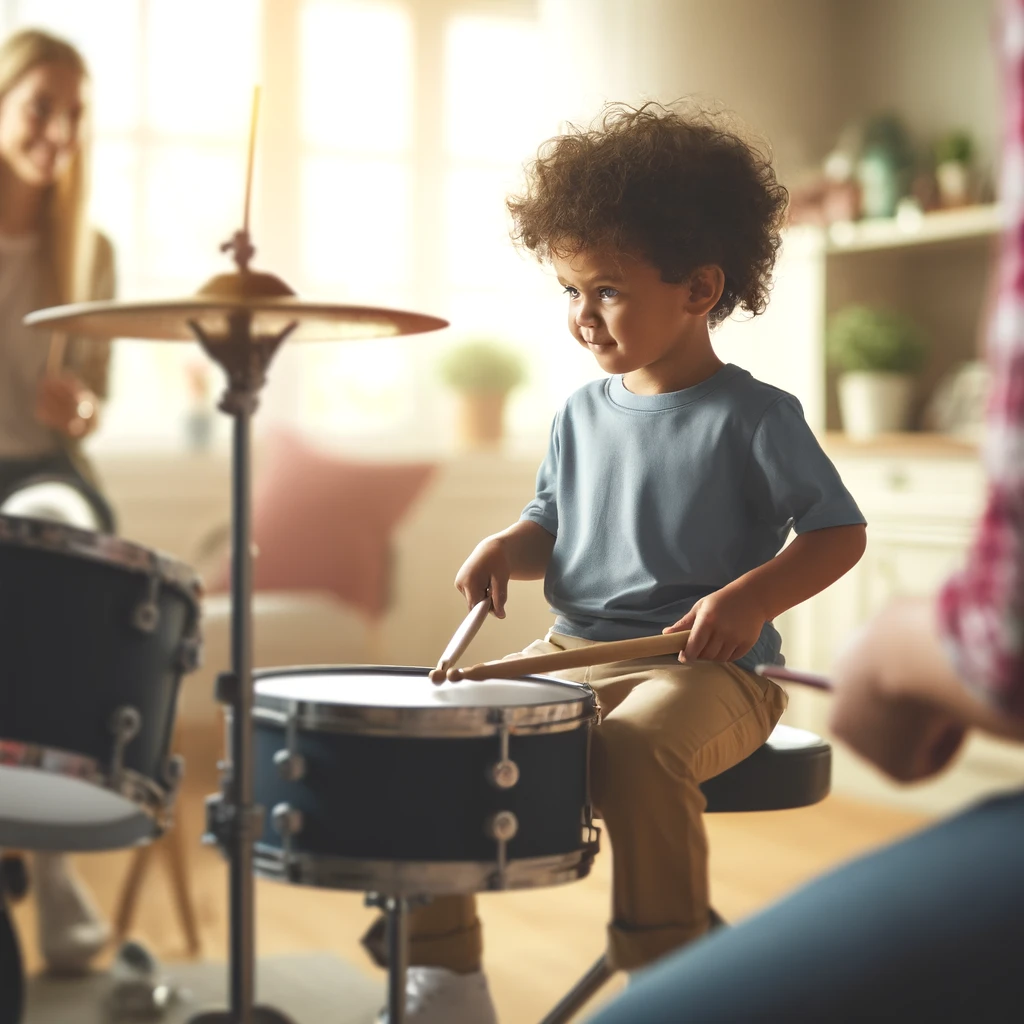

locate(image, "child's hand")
[[454, 537, 511, 618], [663, 584, 766, 662]]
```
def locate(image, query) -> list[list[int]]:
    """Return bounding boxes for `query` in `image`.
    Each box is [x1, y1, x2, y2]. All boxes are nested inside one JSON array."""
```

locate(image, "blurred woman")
[[0, 27, 116, 974]]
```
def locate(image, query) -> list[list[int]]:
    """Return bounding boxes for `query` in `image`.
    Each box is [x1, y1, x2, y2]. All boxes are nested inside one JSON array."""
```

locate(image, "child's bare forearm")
[[735, 524, 867, 621], [493, 519, 555, 580]]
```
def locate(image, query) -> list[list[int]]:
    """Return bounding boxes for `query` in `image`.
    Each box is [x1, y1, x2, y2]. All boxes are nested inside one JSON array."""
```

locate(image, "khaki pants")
[[364, 632, 788, 973]]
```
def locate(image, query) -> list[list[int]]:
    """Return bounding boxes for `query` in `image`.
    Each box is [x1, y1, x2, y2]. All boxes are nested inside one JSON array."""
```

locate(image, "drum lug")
[[274, 700, 306, 781], [203, 794, 230, 847], [270, 802, 304, 868], [583, 715, 596, 837], [132, 575, 161, 633], [203, 793, 266, 849], [487, 713, 520, 790], [214, 671, 238, 705], [175, 628, 203, 674], [165, 754, 185, 802], [108, 705, 142, 788], [485, 810, 519, 890], [273, 749, 306, 782]]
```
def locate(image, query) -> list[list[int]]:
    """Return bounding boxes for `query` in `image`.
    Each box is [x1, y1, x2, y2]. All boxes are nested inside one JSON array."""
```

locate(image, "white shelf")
[[823, 204, 1003, 254]]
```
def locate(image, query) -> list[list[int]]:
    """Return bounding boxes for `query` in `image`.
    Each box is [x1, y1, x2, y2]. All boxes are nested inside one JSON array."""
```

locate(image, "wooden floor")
[[10, 755, 931, 1023]]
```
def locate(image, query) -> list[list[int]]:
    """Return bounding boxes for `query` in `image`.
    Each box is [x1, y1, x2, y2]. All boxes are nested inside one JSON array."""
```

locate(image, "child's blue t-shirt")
[[519, 363, 866, 670]]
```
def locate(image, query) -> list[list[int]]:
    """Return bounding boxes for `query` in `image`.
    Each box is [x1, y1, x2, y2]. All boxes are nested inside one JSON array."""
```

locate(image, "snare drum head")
[[255, 667, 586, 709], [0, 766, 155, 851]]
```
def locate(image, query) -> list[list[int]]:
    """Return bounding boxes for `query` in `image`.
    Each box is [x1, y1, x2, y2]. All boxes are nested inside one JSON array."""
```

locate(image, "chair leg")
[[161, 817, 201, 957], [111, 842, 154, 945], [112, 821, 200, 957], [539, 955, 612, 1024]]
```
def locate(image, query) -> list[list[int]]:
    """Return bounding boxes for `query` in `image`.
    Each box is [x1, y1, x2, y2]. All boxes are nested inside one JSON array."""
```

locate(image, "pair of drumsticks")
[[429, 599, 834, 690]]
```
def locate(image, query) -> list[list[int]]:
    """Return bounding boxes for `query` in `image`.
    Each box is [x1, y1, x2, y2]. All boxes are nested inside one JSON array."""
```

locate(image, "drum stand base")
[[366, 892, 431, 1024], [188, 1010, 296, 1024]]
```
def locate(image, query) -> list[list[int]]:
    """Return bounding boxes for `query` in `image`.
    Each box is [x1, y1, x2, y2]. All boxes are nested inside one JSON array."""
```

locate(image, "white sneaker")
[[377, 966, 498, 1023], [33, 852, 109, 974]]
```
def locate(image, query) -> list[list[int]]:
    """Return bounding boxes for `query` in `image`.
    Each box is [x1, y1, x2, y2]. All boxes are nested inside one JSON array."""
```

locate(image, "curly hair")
[[507, 102, 789, 326]]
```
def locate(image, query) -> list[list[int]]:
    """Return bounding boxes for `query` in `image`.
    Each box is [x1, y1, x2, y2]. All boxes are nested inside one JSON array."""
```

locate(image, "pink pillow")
[[208, 432, 436, 619]]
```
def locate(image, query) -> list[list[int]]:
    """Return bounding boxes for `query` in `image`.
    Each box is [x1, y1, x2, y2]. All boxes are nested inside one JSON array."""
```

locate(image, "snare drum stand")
[[187, 230, 297, 1024]]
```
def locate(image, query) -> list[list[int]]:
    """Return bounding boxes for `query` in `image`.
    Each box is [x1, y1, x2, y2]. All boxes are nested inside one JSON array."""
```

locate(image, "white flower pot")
[[837, 372, 915, 439], [936, 160, 970, 208]]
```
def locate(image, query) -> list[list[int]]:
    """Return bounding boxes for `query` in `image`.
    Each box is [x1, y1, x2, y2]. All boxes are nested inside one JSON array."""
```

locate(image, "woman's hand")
[[35, 375, 100, 439], [829, 613, 966, 783], [455, 536, 512, 618], [663, 584, 766, 662]]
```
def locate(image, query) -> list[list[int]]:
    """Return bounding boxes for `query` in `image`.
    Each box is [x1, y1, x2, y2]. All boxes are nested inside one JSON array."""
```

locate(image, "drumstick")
[[754, 664, 833, 692], [447, 630, 692, 682], [429, 598, 492, 684]]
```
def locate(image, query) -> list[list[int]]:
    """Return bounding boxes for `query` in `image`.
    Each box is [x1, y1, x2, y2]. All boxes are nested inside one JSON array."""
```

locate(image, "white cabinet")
[[781, 439, 1024, 814], [713, 206, 1002, 435]]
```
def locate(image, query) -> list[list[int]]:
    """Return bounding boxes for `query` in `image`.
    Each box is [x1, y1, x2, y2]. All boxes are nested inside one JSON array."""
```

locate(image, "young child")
[[371, 102, 867, 1023]]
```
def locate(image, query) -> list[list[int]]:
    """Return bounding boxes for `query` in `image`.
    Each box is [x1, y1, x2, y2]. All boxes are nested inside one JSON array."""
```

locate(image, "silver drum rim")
[[252, 665, 600, 738], [0, 512, 202, 601], [252, 843, 600, 896]]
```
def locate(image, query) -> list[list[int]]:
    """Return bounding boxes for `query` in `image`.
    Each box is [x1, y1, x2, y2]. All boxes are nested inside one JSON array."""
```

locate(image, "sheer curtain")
[[0, 0, 605, 454]]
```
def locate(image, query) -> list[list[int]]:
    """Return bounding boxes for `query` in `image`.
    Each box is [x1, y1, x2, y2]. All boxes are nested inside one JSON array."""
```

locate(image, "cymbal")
[[24, 269, 448, 342]]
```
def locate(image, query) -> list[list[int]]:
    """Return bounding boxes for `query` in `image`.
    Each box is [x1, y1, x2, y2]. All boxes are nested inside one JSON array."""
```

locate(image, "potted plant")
[[856, 113, 916, 219], [933, 130, 974, 209], [438, 339, 526, 449], [826, 305, 927, 439]]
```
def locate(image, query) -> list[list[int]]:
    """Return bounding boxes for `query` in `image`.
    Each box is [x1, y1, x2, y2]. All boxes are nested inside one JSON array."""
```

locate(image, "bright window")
[[0, 0, 594, 452]]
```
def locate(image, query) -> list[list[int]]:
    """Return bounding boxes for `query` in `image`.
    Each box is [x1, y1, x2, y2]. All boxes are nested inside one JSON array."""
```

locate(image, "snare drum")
[[0, 514, 202, 851], [243, 666, 600, 896]]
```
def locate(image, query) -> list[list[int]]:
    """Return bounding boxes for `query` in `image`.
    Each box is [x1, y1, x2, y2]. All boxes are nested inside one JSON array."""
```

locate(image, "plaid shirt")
[[937, 0, 1024, 717]]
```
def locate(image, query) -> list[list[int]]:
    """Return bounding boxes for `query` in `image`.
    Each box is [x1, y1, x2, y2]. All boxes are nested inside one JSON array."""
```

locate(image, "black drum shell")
[[253, 674, 593, 863], [0, 538, 195, 788]]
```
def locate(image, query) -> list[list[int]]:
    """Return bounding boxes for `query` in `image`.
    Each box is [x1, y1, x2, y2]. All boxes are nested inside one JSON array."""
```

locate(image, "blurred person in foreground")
[[587, 3, 1024, 1021], [0, 27, 117, 973]]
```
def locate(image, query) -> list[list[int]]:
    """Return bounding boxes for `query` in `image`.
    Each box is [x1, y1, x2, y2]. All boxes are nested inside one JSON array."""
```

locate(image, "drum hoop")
[[252, 665, 598, 738], [251, 703, 598, 738], [251, 843, 600, 896], [0, 739, 171, 830], [0, 513, 201, 602]]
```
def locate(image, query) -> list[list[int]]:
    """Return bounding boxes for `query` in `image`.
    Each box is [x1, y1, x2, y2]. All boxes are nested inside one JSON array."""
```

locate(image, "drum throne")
[[539, 722, 831, 1023]]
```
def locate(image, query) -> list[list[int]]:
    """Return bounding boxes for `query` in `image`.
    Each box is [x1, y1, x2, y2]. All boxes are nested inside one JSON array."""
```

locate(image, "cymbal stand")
[[187, 231, 297, 1024]]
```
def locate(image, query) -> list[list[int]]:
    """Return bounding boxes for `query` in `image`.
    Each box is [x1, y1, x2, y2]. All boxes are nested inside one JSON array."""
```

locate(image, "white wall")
[[834, 0, 1001, 179], [540, 0, 841, 183], [541, 0, 1000, 189]]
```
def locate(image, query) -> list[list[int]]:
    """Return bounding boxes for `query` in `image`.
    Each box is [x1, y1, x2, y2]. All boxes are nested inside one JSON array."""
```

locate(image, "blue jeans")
[[587, 789, 1024, 1023]]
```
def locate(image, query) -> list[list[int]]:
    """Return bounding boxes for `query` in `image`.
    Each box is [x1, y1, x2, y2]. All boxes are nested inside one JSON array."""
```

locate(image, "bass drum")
[[0, 514, 202, 851], [239, 666, 601, 896]]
